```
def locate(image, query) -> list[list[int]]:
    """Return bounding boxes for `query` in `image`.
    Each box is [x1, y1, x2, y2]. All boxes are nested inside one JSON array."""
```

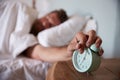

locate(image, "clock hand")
[[79, 50, 88, 66]]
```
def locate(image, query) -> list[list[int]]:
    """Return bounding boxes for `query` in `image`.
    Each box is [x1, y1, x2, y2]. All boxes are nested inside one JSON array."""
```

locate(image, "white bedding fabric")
[[0, 0, 38, 59], [0, 0, 51, 80], [0, 56, 50, 80]]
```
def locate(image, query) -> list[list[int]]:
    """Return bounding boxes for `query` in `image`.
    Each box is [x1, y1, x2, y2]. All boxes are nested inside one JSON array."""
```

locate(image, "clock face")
[[72, 48, 93, 72]]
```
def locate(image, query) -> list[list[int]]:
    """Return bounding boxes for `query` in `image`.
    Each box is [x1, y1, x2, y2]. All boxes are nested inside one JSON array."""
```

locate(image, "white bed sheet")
[[0, 56, 50, 80]]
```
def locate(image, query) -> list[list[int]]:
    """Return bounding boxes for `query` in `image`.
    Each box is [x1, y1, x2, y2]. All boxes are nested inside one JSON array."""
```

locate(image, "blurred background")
[[2, 0, 120, 58]]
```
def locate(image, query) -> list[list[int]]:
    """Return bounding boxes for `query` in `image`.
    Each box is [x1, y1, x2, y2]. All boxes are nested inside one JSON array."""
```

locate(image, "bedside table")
[[46, 58, 120, 80]]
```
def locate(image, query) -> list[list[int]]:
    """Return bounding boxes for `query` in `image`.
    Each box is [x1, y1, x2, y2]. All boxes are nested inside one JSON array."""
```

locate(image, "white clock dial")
[[72, 44, 101, 73], [72, 48, 92, 72]]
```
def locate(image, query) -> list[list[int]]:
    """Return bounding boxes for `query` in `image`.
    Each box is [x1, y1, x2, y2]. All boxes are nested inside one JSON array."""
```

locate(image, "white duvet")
[[0, 0, 50, 80], [0, 0, 97, 80]]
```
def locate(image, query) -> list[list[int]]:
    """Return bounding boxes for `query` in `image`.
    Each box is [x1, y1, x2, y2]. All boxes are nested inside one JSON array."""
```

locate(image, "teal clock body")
[[72, 44, 101, 72]]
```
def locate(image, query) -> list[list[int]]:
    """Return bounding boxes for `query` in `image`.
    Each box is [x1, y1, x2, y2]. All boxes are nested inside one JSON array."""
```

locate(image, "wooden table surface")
[[46, 58, 120, 80]]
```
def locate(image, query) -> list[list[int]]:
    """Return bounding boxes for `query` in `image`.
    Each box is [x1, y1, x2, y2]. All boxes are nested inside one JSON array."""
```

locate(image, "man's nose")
[[43, 21, 51, 29]]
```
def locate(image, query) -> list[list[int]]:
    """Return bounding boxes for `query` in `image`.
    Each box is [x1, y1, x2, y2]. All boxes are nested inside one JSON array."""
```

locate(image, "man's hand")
[[67, 30, 104, 56]]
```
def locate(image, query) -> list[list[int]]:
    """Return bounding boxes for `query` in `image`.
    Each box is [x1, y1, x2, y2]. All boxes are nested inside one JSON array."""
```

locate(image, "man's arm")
[[25, 44, 71, 62]]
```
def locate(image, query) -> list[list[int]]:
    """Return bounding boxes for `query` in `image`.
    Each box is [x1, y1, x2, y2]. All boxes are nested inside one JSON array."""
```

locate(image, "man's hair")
[[50, 9, 68, 23]]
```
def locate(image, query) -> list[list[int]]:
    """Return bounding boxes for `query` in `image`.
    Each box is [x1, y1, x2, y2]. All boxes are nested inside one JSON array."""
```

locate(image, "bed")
[[0, 0, 97, 80], [0, 0, 52, 80]]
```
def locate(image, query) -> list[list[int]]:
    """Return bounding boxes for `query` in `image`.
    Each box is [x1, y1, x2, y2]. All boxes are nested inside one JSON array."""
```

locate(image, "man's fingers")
[[68, 30, 103, 56], [68, 32, 88, 54], [95, 36, 103, 56], [67, 43, 77, 55], [86, 30, 96, 47], [95, 36, 102, 48], [75, 32, 88, 52], [75, 32, 87, 46], [98, 47, 104, 56]]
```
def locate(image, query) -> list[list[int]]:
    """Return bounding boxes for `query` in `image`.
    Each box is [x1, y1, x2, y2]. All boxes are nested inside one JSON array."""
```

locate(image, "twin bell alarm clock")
[[72, 44, 101, 73]]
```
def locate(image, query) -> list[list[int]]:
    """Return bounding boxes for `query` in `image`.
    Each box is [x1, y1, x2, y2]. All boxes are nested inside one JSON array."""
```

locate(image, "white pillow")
[[37, 15, 96, 47]]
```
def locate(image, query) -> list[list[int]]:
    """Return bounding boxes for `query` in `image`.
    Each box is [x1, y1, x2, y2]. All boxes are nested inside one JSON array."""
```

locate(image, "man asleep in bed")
[[0, 0, 103, 62], [0, 1, 103, 80], [24, 9, 104, 62]]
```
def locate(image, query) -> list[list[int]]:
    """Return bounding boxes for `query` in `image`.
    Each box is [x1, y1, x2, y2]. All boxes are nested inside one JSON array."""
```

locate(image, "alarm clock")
[[72, 44, 101, 72]]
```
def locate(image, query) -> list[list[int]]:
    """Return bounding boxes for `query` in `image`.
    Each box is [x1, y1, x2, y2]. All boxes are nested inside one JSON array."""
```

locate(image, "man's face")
[[32, 12, 61, 34], [39, 12, 61, 29]]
